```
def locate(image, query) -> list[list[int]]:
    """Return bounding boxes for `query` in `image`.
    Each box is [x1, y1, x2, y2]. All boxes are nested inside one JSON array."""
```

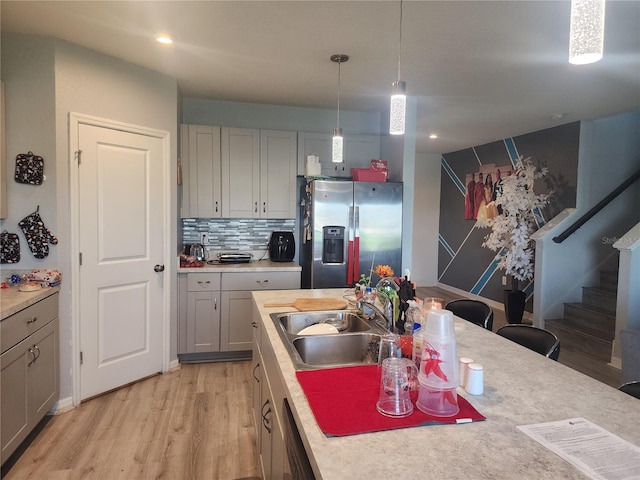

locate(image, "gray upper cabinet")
[[180, 124, 222, 218], [221, 127, 261, 218], [260, 129, 297, 219], [297, 131, 381, 178], [221, 127, 297, 219]]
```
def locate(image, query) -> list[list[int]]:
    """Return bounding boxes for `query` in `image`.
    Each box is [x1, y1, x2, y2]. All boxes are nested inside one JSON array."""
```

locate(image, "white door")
[[77, 123, 165, 400]]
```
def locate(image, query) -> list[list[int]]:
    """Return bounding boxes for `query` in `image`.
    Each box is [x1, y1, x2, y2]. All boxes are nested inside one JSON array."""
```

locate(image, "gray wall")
[[1, 32, 179, 405], [437, 122, 581, 308]]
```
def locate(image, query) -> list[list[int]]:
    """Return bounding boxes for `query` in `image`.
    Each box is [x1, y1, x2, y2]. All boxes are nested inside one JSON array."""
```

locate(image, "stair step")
[[582, 286, 616, 314], [599, 270, 618, 293], [563, 303, 616, 340], [545, 319, 613, 363]]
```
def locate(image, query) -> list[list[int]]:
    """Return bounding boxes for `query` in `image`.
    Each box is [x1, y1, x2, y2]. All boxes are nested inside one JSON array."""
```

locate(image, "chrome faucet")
[[360, 300, 395, 333]]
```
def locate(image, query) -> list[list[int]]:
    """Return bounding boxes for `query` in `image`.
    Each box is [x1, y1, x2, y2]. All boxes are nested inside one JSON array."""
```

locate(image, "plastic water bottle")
[[412, 324, 423, 371], [362, 287, 375, 320]]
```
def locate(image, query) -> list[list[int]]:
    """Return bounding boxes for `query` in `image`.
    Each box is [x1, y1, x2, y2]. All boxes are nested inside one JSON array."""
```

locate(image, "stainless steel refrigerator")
[[299, 179, 403, 289]]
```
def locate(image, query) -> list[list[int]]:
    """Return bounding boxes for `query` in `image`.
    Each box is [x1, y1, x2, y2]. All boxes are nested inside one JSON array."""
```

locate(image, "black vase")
[[503, 289, 526, 324]]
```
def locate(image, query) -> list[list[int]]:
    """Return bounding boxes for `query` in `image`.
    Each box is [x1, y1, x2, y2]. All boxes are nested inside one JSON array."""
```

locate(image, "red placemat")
[[296, 365, 485, 437]]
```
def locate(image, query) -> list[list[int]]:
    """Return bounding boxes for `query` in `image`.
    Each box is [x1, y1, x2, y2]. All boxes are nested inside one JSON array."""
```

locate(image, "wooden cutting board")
[[263, 298, 348, 311]]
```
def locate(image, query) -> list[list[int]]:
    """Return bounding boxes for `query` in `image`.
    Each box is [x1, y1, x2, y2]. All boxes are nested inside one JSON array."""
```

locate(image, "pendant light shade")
[[332, 128, 344, 164], [569, 0, 605, 65], [390, 80, 406, 135], [390, 0, 406, 135], [331, 54, 349, 163]]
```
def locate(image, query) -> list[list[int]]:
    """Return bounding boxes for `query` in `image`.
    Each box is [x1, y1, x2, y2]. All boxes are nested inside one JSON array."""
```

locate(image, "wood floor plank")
[[2, 361, 260, 480]]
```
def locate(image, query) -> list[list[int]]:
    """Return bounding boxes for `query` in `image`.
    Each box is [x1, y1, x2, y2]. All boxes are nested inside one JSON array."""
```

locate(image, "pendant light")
[[389, 0, 406, 135], [331, 54, 349, 163], [569, 0, 606, 65]]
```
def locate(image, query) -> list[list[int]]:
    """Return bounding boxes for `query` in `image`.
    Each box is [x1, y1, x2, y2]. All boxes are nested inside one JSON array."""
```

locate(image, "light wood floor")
[[2, 361, 260, 480]]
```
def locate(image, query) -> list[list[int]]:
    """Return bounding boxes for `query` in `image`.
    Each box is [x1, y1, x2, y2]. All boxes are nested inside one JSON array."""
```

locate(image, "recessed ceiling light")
[[429, 134, 438, 139], [156, 35, 173, 45], [550, 113, 565, 121]]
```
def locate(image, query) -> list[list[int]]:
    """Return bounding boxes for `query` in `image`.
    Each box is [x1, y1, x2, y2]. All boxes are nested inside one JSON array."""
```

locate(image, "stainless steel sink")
[[269, 309, 388, 370], [276, 310, 372, 334], [292, 333, 381, 368]]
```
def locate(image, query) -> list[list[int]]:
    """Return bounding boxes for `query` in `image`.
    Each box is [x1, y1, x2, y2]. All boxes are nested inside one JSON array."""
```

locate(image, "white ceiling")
[[1, 0, 639, 155]]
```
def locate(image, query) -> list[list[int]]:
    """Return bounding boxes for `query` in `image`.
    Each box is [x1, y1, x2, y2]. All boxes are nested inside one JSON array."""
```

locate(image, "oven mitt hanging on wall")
[[18, 208, 58, 259], [15, 151, 45, 185], [0, 230, 21, 264]]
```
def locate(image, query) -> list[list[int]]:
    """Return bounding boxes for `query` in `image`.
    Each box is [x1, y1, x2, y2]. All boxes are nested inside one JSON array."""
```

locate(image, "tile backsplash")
[[182, 218, 295, 251]]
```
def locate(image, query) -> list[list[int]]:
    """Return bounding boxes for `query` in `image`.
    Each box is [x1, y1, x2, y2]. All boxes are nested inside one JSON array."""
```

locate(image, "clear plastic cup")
[[418, 309, 459, 388], [376, 357, 417, 418], [416, 381, 460, 417], [377, 332, 400, 367]]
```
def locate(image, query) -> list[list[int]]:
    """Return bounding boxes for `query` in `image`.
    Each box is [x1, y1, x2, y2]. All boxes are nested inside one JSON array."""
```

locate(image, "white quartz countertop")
[[1, 286, 60, 320], [178, 258, 301, 273], [252, 289, 640, 480]]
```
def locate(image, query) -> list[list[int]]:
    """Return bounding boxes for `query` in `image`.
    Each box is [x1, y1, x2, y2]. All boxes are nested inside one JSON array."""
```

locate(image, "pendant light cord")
[[337, 59, 341, 128], [397, 0, 403, 81]]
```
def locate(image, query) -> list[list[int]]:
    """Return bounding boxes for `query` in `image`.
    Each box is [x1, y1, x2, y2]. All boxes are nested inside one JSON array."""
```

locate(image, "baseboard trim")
[[51, 396, 74, 415]]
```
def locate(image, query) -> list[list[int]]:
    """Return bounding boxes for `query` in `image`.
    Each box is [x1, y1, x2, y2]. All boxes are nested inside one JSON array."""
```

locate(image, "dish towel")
[[296, 365, 485, 437]]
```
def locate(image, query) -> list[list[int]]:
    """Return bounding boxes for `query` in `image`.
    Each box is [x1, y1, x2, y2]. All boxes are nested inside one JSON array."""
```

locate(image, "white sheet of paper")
[[518, 417, 640, 480]]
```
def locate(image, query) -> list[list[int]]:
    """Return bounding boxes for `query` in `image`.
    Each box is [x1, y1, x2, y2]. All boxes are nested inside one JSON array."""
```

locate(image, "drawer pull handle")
[[34, 345, 41, 361], [252, 321, 258, 328], [256, 279, 269, 286], [28, 347, 37, 366], [197, 280, 211, 286], [253, 362, 260, 382], [254, 201, 258, 213], [27, 316, 38, 324]]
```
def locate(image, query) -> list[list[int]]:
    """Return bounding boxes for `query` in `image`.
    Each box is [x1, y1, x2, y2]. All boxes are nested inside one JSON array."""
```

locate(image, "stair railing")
[[553, 167, 640, 244]]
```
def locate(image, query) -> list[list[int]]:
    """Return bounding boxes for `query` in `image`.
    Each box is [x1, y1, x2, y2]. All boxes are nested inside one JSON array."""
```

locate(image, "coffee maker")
[[268, 231, 295, 262]]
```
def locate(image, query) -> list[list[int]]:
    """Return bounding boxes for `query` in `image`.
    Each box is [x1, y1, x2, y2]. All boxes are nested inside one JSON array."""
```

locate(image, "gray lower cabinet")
[[1, 292, 59, 465], [179, 270, 300, 358], [178, 273, 221, 354], [221, 271, 300, 352], [252, 313, 286, 479]]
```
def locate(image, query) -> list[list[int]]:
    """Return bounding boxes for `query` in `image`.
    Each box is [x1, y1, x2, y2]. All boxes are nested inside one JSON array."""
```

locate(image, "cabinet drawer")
[[1, 293, 59, 354], [187, 273, 221, 291], [222, 271, 300, 291]]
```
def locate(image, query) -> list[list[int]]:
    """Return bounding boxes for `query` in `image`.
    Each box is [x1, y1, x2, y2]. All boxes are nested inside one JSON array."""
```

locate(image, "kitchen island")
[[252, 289, 640, 480]]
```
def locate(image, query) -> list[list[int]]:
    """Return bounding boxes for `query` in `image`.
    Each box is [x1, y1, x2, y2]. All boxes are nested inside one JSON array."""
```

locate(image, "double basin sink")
[[270, 309, 389, 370]]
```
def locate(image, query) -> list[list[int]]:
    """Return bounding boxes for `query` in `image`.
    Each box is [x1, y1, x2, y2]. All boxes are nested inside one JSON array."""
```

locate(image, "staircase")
[[545, 269, 618, 363]]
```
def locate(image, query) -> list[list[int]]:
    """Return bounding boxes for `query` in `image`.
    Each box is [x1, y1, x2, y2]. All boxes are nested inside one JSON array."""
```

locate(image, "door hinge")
[[79, 252, 82, 265], [75, 150, 82, 164], [80, 351, 83, 365]]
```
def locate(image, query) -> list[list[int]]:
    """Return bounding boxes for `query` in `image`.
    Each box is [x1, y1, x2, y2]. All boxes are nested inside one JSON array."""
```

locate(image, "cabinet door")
[[221, 127, 260, 218], [27, 319, 58, 422], [260, 130, 297, 219], [297, 131, 341, 177], [186, 291, 220, 353], [251, 327, 262, 454], [345, 134, 381, 171], [181, 124, 222, 218], [297, 132, 381, 178], [220, 291, 254, 351], [259, 372, 274, 479], [1, 340, 29, 464]]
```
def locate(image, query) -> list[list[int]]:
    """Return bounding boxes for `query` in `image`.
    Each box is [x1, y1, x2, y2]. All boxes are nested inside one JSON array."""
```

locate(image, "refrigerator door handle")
[[347, 206, 354, 285], [353, 206, 360, 284]]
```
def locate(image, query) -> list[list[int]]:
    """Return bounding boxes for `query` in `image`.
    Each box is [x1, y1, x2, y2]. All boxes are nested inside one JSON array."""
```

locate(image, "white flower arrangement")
[[477, 156, 551, 286]]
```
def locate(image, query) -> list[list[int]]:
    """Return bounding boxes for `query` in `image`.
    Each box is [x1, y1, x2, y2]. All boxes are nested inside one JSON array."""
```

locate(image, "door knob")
[[154, 264, 165, 272]]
